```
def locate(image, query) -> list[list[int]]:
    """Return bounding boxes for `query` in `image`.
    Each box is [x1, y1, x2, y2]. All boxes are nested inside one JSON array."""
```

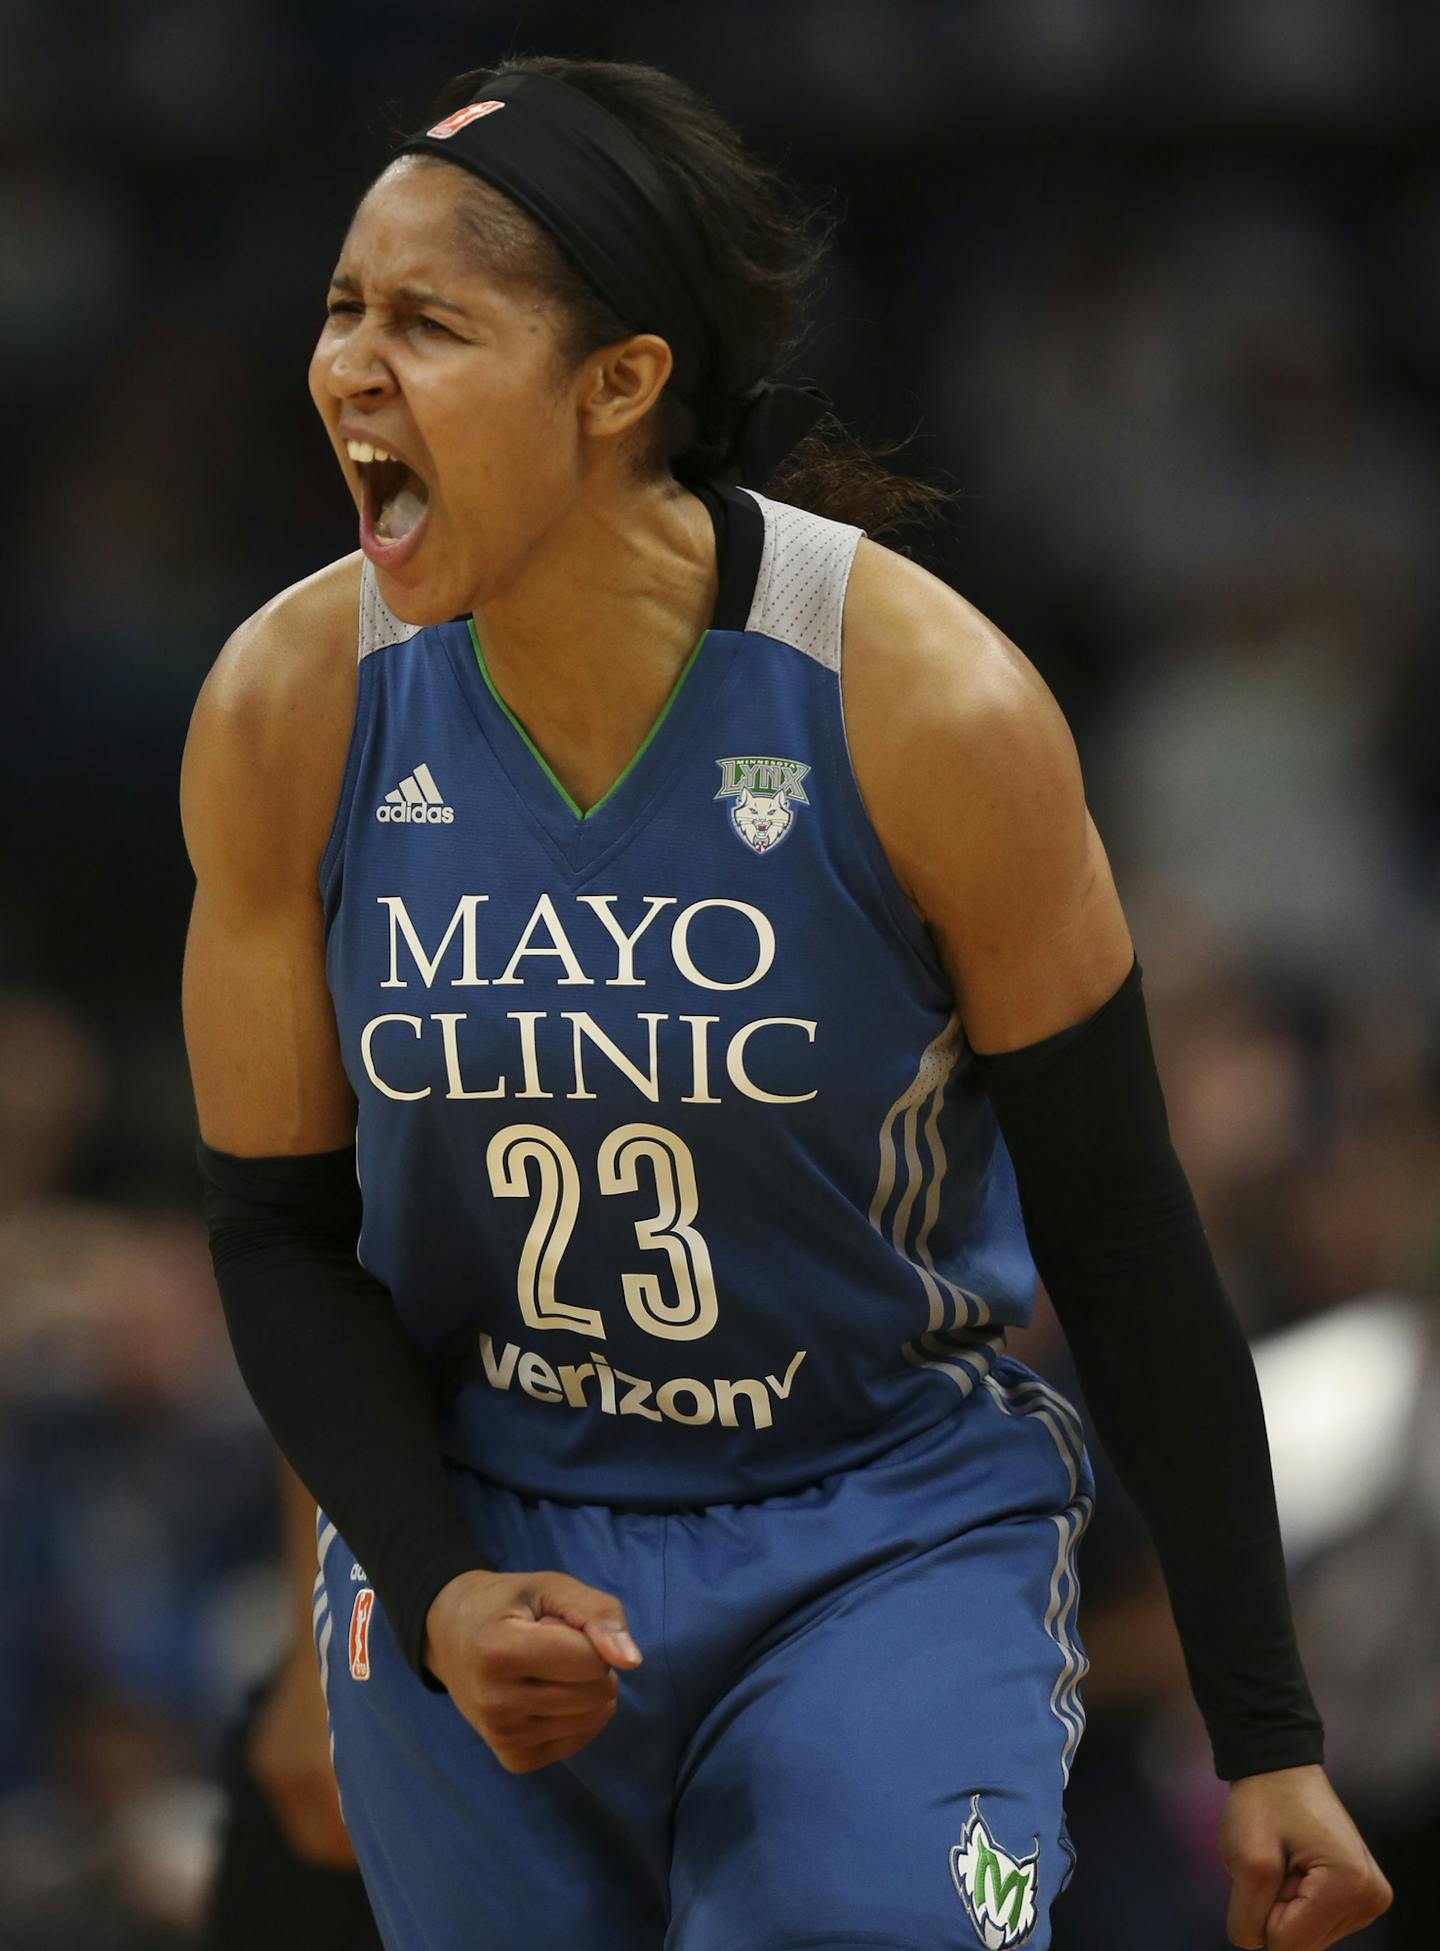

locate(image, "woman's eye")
[[322, 302, 451, 336]]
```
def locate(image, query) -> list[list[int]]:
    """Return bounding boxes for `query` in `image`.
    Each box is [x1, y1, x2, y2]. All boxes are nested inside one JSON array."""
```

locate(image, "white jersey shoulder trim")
[[742, 489, 865, 674], [358, 557, 422, 662]]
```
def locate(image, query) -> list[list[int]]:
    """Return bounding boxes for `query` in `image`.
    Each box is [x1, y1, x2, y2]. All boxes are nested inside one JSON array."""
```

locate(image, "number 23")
[[484, 1121, 719, 1344]]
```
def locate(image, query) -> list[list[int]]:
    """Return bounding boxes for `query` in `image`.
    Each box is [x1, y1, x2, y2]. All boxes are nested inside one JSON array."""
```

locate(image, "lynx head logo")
[[714, 755, 811, 857], [950, 1797, 1040, 1949], [731, 788, 793, 854]]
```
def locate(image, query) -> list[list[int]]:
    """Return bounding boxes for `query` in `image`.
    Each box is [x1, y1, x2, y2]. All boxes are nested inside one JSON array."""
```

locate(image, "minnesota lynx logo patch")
[[714, 755, 811, 856], [950, 1797, 1040, 1948]]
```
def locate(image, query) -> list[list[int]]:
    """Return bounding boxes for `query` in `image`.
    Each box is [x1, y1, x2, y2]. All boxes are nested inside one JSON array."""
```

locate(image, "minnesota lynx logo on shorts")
[[950, 1796, 1040, 1948], [714, 755, 811, 855]]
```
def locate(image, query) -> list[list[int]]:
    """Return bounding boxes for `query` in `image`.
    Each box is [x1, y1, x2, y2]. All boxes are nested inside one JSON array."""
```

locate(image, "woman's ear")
[[579, 332, 675, 443]]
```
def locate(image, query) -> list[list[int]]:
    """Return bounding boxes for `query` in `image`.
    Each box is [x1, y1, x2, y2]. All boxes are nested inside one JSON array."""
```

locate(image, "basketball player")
[[181, 57, 1391, 1951]]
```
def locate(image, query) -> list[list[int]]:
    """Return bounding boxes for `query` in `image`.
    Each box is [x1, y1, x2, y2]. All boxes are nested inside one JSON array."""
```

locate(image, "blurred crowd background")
[[3, 1, 1438, 1945]]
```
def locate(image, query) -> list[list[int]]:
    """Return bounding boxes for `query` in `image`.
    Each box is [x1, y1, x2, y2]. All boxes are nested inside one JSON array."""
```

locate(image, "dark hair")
[[399, 55, 953, 538]]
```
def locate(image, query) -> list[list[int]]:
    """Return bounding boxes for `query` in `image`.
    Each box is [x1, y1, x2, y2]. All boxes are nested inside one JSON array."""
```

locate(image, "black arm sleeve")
[[972, 959, 1324, 1781], [197, 1141, 493, 1683]]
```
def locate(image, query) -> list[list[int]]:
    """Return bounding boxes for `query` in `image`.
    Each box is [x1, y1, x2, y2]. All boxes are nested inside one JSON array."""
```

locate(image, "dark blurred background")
[[2, 1, 1438, 1945]]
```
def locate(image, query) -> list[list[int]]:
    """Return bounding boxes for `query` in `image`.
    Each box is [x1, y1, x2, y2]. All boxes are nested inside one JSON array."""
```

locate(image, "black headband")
[[395, 72, 829, 489]]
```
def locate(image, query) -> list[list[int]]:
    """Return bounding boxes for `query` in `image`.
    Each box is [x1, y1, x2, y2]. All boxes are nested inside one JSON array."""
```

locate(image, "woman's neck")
[[467, 477, 718, 807]]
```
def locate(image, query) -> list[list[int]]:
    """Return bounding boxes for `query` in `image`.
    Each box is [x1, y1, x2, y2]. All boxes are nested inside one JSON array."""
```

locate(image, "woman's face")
[[309, 158, 592, 625]]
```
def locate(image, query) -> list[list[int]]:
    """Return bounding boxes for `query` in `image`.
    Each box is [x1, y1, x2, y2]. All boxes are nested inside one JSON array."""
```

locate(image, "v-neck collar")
[[440, 482, 766, 873], [466, 613, 705, 824]]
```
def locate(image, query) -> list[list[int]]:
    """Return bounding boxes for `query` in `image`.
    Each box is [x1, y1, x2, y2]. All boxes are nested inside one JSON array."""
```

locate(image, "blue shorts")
[[313, 1360, 1092, 1951]]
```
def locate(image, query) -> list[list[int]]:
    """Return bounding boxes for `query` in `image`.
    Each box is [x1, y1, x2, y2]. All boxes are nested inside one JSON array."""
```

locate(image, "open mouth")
[[363, 456, 429, 543], [344, 438, 431, 557]]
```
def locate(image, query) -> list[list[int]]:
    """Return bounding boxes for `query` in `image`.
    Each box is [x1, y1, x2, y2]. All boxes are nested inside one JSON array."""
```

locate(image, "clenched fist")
[[422, 1569, 643, 1775], [1220, 1765, 1391, 1950]]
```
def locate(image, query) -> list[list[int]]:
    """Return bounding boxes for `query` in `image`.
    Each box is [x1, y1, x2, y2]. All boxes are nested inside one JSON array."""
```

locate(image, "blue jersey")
[[319, 485, 1037, 1506]]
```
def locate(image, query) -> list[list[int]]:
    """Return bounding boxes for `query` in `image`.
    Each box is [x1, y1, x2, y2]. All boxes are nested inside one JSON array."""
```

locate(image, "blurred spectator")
[[0, 993, 106, 1211]]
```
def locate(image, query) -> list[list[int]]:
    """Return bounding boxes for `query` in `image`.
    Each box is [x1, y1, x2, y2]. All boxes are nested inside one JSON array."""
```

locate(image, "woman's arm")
[[180, 559, 362, 1155], [180, 564, 490, 1674], [841, 539, 1390, 1950]]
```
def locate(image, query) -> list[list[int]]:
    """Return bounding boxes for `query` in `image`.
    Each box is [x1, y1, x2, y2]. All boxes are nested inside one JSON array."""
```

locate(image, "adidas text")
[[376, 801, 455, 824]]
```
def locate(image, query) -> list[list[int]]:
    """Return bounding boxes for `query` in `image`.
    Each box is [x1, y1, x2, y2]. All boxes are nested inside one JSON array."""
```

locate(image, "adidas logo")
[[376, 763, 455, 825]]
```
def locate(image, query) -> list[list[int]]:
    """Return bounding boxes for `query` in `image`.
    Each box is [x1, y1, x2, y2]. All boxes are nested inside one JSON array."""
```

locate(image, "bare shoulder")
[[192, 549, 364, 755], [181, 551, 365, 900], [840, 535, 1085, 924], [840, 536, 1133, 1050]]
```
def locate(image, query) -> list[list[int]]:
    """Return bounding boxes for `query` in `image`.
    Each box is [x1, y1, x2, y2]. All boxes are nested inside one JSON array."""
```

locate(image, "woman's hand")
[[1220, 1765, 1391, 1949], [423, 1569, 642, 1774]]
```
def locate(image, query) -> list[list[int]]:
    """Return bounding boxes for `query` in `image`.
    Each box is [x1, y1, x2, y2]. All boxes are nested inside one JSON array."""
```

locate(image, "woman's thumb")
[[535, 1576, 644, 1667], [574, 1590, 643, 1667]]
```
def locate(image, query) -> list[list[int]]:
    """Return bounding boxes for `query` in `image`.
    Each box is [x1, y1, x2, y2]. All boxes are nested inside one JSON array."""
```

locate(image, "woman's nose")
[[323, 326, 395, 401]]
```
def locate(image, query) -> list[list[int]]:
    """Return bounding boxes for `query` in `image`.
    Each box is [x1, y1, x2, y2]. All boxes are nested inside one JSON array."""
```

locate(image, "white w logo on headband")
[[427, 101, 507, 139]]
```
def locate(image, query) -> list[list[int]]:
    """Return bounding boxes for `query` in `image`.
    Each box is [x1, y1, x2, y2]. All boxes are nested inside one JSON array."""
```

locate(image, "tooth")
[[356, 441, 375, 464], [372, 446, 391, 462]]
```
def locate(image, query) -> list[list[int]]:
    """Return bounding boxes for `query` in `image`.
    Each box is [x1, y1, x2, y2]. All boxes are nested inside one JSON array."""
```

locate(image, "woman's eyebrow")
[[397, 286, 475, 320], [328, 271, 474, 320]]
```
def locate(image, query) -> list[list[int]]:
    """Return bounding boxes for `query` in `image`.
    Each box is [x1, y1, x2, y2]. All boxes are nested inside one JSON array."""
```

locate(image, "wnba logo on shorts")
[[348, 1588, 375, 1681], [427, 102, 506, 139]]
